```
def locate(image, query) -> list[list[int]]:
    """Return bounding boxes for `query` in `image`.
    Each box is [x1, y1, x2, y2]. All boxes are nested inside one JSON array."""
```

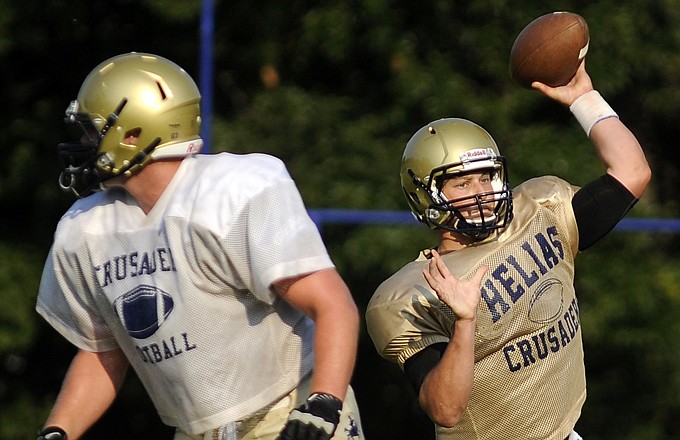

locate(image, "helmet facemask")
[[422, 156, 513, 239]]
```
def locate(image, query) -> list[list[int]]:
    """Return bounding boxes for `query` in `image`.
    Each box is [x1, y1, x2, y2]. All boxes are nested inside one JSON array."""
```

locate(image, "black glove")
[[277, 392, 343, 440], [37, 426, 67, 440]]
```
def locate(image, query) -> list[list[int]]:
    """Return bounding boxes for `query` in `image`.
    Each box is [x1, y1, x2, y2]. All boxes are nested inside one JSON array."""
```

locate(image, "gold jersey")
[[366, 176, 584, 440]]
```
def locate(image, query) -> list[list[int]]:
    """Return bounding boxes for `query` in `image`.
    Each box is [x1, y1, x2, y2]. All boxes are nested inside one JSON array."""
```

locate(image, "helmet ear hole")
[[124, 127, 142, 143], [125, 127, 141, 137]]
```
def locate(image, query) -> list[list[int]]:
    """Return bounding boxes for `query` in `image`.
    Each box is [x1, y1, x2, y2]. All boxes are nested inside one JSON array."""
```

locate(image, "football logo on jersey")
[[528, 277, 564, 324], [114, 284, 174, 339]]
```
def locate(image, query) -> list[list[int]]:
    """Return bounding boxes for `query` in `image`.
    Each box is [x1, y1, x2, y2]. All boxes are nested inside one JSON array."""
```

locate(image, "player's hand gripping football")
[[532, 59, 594, 107], [422, 249, 488, 321], [277, 392, 342, 440]]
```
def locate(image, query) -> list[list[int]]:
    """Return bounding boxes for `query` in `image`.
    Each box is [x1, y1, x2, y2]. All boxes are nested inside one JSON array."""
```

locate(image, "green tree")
[[1, 0, 680, 438]]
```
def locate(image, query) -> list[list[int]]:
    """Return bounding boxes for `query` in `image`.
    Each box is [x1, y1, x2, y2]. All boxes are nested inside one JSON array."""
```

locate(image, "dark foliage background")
[[1, 1, 680, 439]]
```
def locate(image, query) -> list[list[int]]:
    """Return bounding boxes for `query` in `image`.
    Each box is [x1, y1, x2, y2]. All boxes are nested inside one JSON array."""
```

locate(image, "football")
[[509, 11, 589, 89], [115, 285, 175, 339]]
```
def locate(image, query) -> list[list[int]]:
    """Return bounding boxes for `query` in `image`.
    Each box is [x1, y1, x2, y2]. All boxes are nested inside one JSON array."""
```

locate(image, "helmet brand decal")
[[459, 148, 496, 162]]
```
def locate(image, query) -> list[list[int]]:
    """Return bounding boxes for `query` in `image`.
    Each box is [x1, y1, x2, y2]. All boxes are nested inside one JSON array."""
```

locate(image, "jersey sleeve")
[[36, 246, 119, 352], [366, 282, 452, 369], [236, 171, 334, 304], [518, 176, 581, 257]]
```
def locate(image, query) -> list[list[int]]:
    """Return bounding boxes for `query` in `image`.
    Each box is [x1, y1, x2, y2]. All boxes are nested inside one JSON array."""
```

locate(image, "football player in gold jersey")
[[365, 60, 651, 440]]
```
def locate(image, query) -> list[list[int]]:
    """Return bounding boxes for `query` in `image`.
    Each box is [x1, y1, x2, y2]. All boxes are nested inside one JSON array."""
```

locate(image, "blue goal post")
[[308, 209, 680, 234]]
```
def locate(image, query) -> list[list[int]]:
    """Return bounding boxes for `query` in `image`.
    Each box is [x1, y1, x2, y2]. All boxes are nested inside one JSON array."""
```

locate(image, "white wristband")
[[569, 90, 619, 136]]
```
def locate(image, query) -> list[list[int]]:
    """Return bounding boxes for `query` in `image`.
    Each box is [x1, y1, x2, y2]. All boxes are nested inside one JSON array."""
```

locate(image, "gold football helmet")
[[58, 52, 203, 197], [400, 118, 513, 239]]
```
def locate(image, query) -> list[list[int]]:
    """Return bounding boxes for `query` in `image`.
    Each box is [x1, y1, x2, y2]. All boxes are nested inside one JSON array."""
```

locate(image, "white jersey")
[[36, 152, 334, 435]]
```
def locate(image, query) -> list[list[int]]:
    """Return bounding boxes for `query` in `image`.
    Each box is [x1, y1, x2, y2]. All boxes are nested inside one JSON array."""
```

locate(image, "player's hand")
[[532, 59, 594, 106], [422, 249, 487, 321], [277, 393, 342, 440]]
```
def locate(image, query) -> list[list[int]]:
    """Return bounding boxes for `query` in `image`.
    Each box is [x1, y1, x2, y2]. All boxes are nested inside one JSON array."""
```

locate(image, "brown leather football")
[[509, 12, 589, 89]]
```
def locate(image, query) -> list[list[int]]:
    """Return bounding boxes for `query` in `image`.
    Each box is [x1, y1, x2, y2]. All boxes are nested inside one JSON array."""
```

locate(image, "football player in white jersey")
[[35, 53, 364, 440], [365, 61, 651, 440]]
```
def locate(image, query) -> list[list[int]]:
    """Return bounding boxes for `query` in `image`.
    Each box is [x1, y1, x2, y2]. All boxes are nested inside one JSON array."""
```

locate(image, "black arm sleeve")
[[403, 342, 448, 393], [572, 173, 638, 251]]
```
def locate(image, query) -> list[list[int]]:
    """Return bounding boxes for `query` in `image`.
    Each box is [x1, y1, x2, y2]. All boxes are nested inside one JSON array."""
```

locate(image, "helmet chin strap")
[[449, 216, 495, 240], [464, 212, 498, 227]]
